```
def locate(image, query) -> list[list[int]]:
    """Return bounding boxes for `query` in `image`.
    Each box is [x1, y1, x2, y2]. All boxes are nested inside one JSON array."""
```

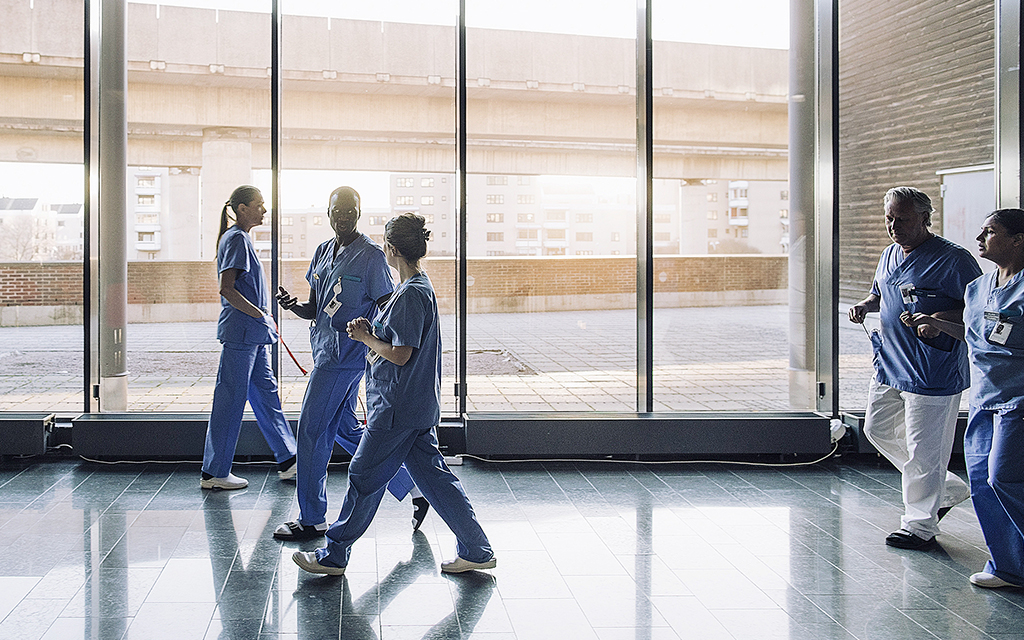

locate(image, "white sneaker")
[[277, 456, 297, 481], [440, 556, 497, 574], [200, 473, 248, 490], [941, 481, 971, 508], [970, 572, 1021, 588], [292, 551, 346, 576]]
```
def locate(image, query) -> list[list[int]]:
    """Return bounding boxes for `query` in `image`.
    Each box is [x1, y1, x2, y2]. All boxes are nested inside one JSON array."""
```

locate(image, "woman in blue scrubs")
[[292, 213, 495, 576], [903, 208, 1024, 588], [201, 185, 297, 490]]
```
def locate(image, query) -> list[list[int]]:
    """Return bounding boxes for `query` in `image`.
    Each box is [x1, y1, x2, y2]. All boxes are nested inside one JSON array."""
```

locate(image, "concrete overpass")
[[1, 1, 788, 180]]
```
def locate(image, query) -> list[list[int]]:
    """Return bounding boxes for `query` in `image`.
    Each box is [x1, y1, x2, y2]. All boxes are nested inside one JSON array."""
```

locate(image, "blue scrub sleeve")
[[220, 232, 252, 275], [385, 286, 428, 349]]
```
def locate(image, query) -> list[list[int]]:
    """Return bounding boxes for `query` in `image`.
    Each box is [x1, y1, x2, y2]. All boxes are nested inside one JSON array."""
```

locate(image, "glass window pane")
[[125, 2, 271, 411], [0, 1, 84, 413], [280, 3, 457, 415], [466, 2, 637, 411], [651, 0, 794, 411]]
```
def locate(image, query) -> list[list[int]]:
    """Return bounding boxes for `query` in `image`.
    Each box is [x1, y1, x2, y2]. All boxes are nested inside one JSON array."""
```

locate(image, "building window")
[[137, 176, 156, 188], [421, 196, 434, 206], [544, 247, 566, 256], [706, 193, 718, 202], [780, 190, 789, 200], [518, 194, 535, 205], [780, 209, 789, 218], [575, 250, 593, 255], [707, 210, 718, 220], [708, 228, 717, 238], [254, 231, 271, 242], [313, 216, 323, 225], [547, 211, 566, 221], [137, 232, 154, 242], [517, 229, 538, 239], [486, 176, 508, 186], [486, 213, 504, 223], [368, 216, 387, 225], [517, 213, 534, 223], [576, 231, 593, 242], [282, 216, 293, 226], [137, 194, 155, 206], [611, 232, 620, 242], [397, 177, 414, 188], [576, 213, 593, 223], [423, 214, 435, 223], [487, 232, 504, 242], [740, 228, 749, 238], [546, 229, 566, 240], [283, 252, 293, 258], [282, 235, 293, 243], [421, 177, 434, 188], [136, 214, 158, 225], [655, 231, 671, 241], [396, 196, 414, 206], [486, 194, 504, 205], [654, 213, 671, 224]]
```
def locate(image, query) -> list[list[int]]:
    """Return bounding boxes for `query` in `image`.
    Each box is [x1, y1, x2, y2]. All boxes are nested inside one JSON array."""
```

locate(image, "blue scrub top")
[[305, 233, 394, 369], [365, 273, 441, 431], [965, 269, 1024, 410], [216, 225, 276, 345], [869, 234, 981, 396]]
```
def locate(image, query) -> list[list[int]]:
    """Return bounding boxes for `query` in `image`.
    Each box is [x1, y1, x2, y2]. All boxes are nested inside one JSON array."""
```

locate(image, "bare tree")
[[0, 215, 54, 261]]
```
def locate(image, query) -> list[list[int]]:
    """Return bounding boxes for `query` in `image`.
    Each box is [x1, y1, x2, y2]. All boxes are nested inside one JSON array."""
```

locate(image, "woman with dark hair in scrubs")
[[200, 185, 297, 490], [292, 212, 495, 576], [903, 208, 1024, 589]]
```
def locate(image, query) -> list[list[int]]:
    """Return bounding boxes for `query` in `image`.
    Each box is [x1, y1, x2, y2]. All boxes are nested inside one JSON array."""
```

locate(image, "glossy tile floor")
[[1, 457, 1022, 639]]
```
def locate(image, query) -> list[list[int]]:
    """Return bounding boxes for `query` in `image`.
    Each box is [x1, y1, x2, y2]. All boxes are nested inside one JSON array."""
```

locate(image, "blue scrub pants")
[[295, 365, 415, 527], [318, 426, 492, 568], [965, 405, 1024, 584], [203, 341, 297, 478]]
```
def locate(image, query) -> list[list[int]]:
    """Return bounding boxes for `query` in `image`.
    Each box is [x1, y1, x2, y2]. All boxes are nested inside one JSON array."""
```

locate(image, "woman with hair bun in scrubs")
[[292, 212, 495, 576], [200, 185, 297, 490], [903, 208, 1024, 589]]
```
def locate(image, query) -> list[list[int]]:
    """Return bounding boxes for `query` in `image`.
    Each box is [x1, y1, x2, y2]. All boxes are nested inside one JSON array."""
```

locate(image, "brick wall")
[[0, 263, 81, 305], [1, 255, 788, 323], [839, 0, 994, 302]]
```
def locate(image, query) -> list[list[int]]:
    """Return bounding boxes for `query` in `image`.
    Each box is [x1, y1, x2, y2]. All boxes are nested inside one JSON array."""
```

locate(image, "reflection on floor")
[[0, 457, 1021, 639]]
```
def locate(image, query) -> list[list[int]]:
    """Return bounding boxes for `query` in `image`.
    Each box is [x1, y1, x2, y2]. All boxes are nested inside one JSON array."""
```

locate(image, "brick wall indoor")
[[839, 0, 994, 302]]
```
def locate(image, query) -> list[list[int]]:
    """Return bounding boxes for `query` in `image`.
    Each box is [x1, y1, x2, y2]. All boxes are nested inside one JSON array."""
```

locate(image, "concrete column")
[[201, 127, 253, 261], [99, 0, 128, 411], [787, 0, 816, 410], [995, 0, 1021, 208]]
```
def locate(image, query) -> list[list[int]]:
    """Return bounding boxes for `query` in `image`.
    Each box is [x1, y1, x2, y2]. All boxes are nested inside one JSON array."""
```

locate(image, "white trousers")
[[863, 377, 969, 538]]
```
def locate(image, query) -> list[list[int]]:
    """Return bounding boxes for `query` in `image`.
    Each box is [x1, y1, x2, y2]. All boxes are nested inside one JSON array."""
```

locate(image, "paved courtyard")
[[0, 305, 879, 417]]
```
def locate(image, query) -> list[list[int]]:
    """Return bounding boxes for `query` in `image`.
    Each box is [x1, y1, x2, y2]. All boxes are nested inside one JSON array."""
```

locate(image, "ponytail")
[[217, 185, 261, 250]]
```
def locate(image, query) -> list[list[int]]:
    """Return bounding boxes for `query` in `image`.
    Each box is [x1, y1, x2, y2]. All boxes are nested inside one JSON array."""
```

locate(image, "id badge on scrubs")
[[899, 284, 918, 305], [990, 321, 1012, 345], [323, 279, 344, 318]]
